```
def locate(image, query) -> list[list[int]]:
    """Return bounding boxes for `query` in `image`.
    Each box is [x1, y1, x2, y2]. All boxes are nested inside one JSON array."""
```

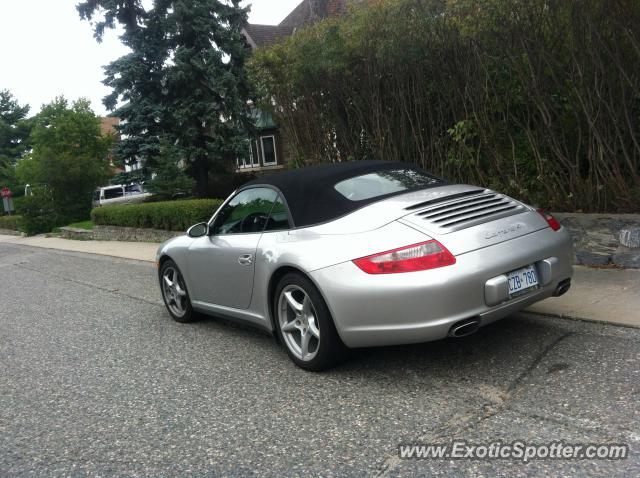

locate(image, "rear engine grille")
[[411, 190, 526, 233]]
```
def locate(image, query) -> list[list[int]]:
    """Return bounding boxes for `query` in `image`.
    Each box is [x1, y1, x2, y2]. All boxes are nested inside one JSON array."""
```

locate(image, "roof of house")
[[243, 0, 355, 49], [242, 24, 295, 48], [278, 0, 324, 29], [249, 108, 278, 130]]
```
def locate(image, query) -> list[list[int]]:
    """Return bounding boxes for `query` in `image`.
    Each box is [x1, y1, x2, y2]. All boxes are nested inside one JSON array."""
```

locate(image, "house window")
[[237, 140, 260, 169], [261, 135, 277, 166], [251, 140, 260, 167]]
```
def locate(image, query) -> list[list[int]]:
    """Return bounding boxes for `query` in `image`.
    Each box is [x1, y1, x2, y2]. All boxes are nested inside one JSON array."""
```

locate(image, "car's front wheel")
[[274, 272, 346, 371], [159, 259, 197, 323]]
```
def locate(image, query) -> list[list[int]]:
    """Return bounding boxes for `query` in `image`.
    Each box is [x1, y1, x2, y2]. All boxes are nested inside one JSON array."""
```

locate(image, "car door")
[[186, 187, 279, 309]]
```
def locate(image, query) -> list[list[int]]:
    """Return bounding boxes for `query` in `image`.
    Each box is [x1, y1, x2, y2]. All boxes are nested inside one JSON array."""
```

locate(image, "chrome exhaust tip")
[[448, 317, 481, 338], [554, 279, 572, 297]]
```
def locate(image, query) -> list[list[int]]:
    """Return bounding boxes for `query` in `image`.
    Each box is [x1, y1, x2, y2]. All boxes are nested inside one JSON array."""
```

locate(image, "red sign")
[[1, 187, 11, 198]]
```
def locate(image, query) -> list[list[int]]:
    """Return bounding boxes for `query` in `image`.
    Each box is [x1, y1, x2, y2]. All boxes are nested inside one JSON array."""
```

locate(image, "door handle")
[[238, 254, 254, 266]]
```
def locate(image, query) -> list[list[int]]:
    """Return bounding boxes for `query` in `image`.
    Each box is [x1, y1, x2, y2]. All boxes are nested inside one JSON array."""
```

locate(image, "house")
[[100, 117, 126, 174], [100, 117, 120, 140], [239, 0, 361, 173]]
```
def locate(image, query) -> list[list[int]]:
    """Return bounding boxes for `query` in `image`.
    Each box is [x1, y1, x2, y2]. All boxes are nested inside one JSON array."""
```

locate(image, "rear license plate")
[[507, 265, 539, 296]]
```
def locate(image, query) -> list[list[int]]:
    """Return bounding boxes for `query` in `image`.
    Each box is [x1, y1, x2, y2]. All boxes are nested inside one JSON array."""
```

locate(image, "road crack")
[[507, 331, 574, 394], [375, 331, 574, 477]]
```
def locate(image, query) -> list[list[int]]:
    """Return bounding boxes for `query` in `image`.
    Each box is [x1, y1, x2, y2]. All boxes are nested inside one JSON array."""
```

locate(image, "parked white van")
[[93, 184, 153, 207]]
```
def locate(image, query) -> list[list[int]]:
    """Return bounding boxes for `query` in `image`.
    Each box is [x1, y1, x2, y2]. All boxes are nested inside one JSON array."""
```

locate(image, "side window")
[[264, 196, 291, 232], [211, 188, 278, 235], [125, 184, 142, 195], [104, 187, 124, 200]]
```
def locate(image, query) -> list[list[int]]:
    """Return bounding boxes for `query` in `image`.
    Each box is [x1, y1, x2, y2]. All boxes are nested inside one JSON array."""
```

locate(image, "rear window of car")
[[334, 168, 443, 201]]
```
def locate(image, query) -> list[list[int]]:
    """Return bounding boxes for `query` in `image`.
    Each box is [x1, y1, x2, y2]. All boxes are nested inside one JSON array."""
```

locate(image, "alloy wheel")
[[278, 285, 321, 362], [162, 266, 188, 318]]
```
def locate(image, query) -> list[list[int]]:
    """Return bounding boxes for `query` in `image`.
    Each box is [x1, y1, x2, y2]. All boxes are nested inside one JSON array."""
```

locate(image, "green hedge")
[[91, 199, 223, 231], [0, 215, 21, 231]]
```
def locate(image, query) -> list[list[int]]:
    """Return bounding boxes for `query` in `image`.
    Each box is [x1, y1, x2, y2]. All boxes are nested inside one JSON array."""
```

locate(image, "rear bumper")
[[310, 227, 573, 348]]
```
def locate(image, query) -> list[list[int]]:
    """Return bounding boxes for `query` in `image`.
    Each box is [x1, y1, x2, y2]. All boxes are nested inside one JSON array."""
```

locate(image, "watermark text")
[[398, 441, 629, 463]]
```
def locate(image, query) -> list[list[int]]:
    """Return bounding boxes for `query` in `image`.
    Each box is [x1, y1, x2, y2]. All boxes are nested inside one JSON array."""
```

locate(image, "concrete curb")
[[0, 234, 158, 263], [525, 310, 640, 330], [2, 235, 638, 328]]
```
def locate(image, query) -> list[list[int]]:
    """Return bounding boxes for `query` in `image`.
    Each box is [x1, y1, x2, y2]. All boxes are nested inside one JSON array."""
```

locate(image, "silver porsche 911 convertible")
[[157, 161, 573, 370]]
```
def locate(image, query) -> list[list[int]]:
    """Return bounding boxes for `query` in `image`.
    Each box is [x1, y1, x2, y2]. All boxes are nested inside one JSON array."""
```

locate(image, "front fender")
[[156, 235, 195, 292]]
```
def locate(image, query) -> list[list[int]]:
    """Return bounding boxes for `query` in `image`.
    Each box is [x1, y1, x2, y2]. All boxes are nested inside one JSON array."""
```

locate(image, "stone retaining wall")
[[92, 225, 182, 243], [58, 214, 640, 268], [60, 225, 182, 243], [553, 213, 640, 268]]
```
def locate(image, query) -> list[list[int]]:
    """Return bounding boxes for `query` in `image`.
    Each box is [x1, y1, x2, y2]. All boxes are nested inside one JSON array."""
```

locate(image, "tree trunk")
[[194, 158, 209, 198]]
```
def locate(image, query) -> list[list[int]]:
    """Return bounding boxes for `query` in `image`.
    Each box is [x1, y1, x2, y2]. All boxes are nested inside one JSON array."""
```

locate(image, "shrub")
[[91, 199, 223, 231], [12, 195, 25, 214], [19, 190, 61, 236], [251, 0, 640, 212], [0, 215, 22, 231]]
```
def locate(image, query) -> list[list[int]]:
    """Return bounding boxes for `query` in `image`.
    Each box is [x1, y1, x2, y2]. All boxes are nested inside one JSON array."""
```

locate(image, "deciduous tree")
[[16, 97, 112, 223]]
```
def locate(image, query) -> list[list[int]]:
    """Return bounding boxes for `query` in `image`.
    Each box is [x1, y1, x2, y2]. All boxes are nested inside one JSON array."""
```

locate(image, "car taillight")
[[537, 209, 561, 231], [353, 240, 456, 274]]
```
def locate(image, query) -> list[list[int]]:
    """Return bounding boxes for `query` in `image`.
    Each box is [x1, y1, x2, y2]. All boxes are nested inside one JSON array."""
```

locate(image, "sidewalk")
[[1, 234, 638, 327], [527, 266, 640, 327], [0, 234, 158, 263]]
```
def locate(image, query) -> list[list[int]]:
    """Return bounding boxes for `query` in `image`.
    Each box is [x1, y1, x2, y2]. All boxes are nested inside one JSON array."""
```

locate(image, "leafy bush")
[[251, 0, 640, 212], [19, 190, 61, 236], [91, 199, 223, 231], [11, 195, 25, 214], [0, 215, 21, 231]]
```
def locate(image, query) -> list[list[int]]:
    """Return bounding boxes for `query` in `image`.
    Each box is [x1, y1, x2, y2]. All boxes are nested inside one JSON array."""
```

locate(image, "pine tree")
[[0, 90, 31, 189], [78, 0, 255, 197]]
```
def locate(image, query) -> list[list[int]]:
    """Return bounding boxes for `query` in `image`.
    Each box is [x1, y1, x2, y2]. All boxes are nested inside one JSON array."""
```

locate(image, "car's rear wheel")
[[274, 272, 346, 371], [159, 259, 197, 323]]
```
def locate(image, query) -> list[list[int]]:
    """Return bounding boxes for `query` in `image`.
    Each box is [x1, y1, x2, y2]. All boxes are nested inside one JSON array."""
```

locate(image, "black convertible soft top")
[[242, 160, 445, 228]]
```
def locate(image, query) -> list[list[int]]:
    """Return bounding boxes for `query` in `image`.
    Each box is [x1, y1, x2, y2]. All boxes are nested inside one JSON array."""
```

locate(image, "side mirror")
[[187, 222, 209, 238]]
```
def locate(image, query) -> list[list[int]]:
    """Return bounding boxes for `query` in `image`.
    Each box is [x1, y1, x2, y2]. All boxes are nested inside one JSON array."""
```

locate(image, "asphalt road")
[[1, 244, 638, 477]]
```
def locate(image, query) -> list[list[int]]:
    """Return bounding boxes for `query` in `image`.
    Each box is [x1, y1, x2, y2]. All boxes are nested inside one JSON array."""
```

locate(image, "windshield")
[[334, 168, 443, 202]]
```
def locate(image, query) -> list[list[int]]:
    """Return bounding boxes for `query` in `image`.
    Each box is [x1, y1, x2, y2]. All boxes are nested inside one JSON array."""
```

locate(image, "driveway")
[[0, 244, 638, 476]]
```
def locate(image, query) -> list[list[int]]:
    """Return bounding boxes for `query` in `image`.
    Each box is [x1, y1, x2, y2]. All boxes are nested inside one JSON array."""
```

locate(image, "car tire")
[[274, 272, 347, 371], [159, 259, 198, 323]]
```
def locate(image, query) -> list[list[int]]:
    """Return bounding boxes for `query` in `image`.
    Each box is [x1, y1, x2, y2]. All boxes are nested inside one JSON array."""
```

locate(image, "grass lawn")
[[67, 221, 94, 230]]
